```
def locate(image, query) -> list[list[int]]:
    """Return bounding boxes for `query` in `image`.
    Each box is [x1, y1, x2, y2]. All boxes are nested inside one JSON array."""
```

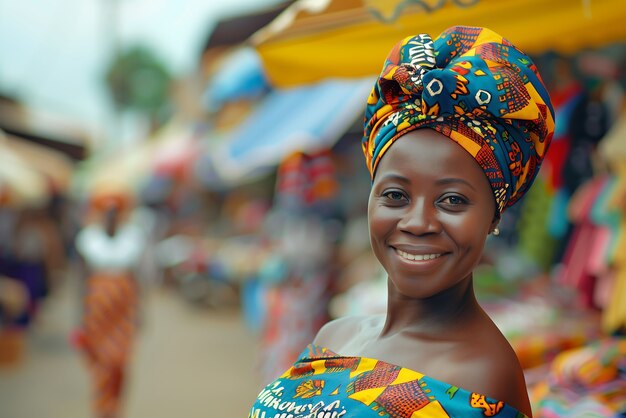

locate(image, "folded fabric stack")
[[530, 337, 626, 417], [479, 274, 602, 370]]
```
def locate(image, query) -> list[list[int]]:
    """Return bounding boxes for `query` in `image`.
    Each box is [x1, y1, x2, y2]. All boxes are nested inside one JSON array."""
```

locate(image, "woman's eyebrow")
[[376, 173, 411, 184], [435, 177, 476, 191]]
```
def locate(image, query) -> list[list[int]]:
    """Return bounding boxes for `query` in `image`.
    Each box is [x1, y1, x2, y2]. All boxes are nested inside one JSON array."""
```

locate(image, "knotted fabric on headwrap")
[[363, 26, 555, 212]]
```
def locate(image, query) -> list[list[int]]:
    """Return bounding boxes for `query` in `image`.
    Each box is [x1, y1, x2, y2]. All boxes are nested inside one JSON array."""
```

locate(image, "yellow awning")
[[253, 0, 626, 87]]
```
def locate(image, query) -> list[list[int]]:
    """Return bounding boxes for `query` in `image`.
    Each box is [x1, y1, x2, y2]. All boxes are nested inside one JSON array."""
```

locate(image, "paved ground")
[[0, 278, 262, 418]]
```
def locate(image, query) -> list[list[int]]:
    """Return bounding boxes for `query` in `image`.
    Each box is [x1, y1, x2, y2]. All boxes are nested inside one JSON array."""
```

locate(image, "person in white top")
[[74, 192, 146, 418]]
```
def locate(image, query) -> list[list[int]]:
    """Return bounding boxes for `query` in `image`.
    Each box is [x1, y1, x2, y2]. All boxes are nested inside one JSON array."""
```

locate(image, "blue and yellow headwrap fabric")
[[363, 26, 555, 212]]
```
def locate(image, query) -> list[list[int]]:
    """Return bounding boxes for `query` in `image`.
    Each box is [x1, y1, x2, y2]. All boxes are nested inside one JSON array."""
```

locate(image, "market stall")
[[241, 0, 626, 414]]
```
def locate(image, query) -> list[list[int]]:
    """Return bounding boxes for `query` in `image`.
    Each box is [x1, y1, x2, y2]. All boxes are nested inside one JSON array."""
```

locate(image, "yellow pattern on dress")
[[409, 401, 450, 417], [392, 367, 424, 385], [349, 357, 378, 379], [348, 386, 388, 406], [312, 359, 327, 375]]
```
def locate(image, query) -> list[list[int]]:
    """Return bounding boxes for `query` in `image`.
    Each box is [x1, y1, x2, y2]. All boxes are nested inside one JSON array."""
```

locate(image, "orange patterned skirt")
[[81, 273, 138, 418]]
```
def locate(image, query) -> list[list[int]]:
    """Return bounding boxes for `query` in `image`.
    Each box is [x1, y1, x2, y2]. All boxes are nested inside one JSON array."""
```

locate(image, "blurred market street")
[[2, 1, 626, 416], [0, 276, 261, 418]]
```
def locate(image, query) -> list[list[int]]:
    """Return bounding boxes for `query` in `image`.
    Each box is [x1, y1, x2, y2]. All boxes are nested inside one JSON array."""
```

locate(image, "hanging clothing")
[[557, 176, 614, 309], [250, 344, 527, 418], [602, 160, 626, 333], [259, 271, 331, 385], [562, 92, 610, 196], [516, 176, 558, 271], [259, 151, 341, 383], [543, 82, 582, 191]]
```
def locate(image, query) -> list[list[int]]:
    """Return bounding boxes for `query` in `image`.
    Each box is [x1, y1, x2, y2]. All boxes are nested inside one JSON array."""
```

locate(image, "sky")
[[0, 0, 283, 143]]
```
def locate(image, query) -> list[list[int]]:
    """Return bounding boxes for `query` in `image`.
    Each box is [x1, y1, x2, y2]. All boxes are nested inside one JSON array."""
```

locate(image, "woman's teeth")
[[396, 250, 442, 261]]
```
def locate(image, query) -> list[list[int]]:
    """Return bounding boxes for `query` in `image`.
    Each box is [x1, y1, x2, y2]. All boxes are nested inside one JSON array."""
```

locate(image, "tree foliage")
[[104, 46, 172, 119]]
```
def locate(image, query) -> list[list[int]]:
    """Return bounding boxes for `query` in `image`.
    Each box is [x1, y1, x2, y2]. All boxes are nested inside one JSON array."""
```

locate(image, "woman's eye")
[[441, 195, 467, 206], [383, 191, 405, 201]]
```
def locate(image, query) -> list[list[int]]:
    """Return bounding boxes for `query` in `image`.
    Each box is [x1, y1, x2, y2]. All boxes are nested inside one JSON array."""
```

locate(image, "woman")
[[248, 26, 554, 417], [75, 192, 146, 418]]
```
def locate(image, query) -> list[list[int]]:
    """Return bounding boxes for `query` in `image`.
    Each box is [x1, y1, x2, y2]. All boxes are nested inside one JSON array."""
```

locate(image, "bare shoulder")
[[313, 314, 383, 352], [455, 321, 532, 416]]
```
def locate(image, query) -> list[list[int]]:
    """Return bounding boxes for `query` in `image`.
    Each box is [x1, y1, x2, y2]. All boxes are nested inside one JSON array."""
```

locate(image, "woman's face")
[[368, 128, 497, 299]]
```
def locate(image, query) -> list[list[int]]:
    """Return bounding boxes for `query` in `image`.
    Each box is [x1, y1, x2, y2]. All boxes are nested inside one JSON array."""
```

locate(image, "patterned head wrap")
[[363, 26, 555, 212]]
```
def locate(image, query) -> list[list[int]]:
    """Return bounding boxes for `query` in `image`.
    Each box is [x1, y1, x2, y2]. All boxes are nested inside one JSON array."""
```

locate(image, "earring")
[[491, 227, 500, 236]]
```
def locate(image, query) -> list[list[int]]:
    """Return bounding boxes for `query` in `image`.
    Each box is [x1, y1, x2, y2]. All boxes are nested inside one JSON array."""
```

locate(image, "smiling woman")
[[248, 25, 554, 417]]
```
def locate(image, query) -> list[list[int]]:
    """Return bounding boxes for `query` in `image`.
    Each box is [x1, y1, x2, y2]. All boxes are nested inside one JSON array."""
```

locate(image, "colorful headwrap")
[[363, 26, 555, 212]]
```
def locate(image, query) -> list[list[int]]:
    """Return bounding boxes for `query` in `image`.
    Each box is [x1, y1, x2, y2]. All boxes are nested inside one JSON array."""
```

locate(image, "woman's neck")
[[380, 276, 481, 339]]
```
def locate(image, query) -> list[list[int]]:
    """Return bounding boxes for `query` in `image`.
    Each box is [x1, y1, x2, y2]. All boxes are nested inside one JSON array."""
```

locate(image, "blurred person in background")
[[12, 207, 66, 317], [0, 195, 64, 334], [74, 191, 147, 418], [249, 26, 554, 417]]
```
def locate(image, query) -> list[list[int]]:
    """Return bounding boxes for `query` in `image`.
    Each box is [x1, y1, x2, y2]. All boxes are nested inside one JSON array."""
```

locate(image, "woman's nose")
[[397, 198, 441, 235]]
